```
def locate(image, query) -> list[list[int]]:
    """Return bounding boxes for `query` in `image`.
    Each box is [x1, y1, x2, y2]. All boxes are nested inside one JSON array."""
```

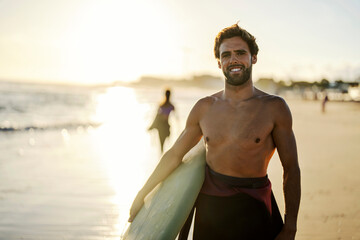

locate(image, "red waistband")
[[200, 165, 273, 215]]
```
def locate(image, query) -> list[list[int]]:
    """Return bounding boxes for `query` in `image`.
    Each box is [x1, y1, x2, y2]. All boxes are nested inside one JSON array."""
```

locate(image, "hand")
[[128, 192, 145, 222], [274, 226, 296, 240]]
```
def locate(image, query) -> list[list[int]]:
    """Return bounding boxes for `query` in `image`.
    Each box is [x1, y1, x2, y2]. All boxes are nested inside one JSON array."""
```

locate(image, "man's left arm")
[[272, 98, 301, 239]]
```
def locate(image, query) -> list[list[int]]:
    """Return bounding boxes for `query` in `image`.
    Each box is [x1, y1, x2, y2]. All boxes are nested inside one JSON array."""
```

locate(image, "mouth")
[[230, 68, 241, 72], [228, 65, 244, 73]]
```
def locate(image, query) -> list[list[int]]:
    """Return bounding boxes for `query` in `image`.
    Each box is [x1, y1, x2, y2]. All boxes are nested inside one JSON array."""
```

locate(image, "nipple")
[[255, 138, 260, 143]]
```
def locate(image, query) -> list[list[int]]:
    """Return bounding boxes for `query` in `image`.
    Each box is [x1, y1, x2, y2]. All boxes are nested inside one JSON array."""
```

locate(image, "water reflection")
[[89, 86, 159, 234]]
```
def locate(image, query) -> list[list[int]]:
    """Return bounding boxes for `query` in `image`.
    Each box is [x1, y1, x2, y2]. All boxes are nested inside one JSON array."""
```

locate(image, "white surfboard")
[[123, 148, 206, 240]]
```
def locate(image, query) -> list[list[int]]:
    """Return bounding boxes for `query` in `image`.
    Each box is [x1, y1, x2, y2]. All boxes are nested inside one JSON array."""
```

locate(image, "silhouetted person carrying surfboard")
[[129, 23, 301, 240], [148, 89, 175, 153]]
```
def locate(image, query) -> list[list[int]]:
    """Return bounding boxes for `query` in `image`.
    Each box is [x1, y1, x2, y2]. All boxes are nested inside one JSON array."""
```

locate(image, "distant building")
[[348, 82, 360, 101]]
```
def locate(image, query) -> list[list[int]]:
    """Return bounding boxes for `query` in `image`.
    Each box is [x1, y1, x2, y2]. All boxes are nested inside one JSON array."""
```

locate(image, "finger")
[[128, 214, 135, 222]]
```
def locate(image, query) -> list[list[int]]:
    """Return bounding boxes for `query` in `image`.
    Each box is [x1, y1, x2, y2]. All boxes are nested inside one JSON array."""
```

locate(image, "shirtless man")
[[129, 24, 301, 240]]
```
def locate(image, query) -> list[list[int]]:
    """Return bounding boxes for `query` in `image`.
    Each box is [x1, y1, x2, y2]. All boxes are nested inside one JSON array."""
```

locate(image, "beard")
[[223, 64, 252, 86]]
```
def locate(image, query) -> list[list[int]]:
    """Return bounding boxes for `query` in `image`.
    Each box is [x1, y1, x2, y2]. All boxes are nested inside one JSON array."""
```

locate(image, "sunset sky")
[[0, 0, 359, 85]]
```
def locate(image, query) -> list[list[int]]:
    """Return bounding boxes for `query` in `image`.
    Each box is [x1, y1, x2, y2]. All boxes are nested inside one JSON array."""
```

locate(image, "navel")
[[255, 138, 261, 143], [206, 136, 210, 142]]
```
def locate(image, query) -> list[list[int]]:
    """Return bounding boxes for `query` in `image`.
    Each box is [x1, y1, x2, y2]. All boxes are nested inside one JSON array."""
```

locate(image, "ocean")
[[0, 81, 215, 239]]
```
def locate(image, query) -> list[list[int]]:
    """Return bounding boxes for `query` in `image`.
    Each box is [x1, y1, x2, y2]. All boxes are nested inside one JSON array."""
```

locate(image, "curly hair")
[[214, 24, 259, 59]]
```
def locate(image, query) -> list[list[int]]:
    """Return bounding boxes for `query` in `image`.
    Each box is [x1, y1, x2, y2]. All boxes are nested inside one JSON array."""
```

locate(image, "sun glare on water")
[[89, 86, 158, 229]]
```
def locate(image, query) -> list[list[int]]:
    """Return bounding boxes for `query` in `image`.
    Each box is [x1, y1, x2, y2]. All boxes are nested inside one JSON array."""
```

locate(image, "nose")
[[229, 54, 239, 64]]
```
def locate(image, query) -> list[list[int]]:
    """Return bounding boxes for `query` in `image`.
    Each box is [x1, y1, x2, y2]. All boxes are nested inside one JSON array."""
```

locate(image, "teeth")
[[230, 68, 241, 72]]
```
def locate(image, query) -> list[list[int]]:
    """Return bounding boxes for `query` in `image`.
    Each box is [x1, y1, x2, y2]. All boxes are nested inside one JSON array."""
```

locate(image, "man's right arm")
[[128, 99, 205, 222]]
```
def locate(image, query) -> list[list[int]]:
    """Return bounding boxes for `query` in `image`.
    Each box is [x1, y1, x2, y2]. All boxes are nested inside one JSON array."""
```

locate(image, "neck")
[[223, 77, 255, 102]]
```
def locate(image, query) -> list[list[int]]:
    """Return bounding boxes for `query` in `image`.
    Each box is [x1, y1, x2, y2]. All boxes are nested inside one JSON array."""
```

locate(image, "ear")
[[217, 60, 222, 69], [252, 55, 257, 64]]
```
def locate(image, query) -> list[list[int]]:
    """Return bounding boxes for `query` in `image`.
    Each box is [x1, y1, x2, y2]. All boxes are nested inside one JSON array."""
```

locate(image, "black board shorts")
[[179, 165, 283, 240], [192, 191, 283, 240]]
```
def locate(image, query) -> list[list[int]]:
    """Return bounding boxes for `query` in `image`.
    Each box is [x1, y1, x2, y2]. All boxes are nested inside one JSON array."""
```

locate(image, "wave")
[[0, 122, 102, 133]]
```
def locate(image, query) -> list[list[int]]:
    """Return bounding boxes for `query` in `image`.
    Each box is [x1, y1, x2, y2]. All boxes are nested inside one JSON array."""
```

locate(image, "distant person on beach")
[[129, 24, 301, 240], [322, 93, 329, 113], [148, 89, 175, 153]]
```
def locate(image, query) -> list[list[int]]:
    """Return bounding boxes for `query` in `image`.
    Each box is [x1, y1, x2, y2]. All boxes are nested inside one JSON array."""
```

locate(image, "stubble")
[[224, 64, 252, 86]]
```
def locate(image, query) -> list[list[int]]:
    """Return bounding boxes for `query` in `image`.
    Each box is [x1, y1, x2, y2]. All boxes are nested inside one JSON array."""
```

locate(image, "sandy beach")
[[269, 99, 360, 240], [0, 84, 359, 239]]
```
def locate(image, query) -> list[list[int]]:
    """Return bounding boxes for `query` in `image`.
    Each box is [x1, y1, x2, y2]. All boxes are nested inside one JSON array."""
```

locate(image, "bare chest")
[[200, 102, 274, 148]]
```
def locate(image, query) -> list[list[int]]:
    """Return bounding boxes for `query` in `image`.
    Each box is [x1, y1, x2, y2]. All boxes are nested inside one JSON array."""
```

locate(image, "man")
[[129, 24, 301, 239]]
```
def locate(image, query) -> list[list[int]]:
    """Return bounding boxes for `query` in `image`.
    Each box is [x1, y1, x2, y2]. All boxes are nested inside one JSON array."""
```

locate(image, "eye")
[[221, 52, 230, 58]]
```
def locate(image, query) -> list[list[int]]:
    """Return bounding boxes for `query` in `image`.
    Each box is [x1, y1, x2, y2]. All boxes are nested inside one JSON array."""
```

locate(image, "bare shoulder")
[[192, 91, 221, 111], [264, 94, 292, 126], [253, 89, 292, 124], [186, 91, 220, 124], [255, 89, 290, 111], [267, 95, 288, 108]]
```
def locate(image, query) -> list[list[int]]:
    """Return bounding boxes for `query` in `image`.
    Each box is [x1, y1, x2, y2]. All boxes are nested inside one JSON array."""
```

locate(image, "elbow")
[[162, 148, 183, 167], [284, 164, 301, 179], [291, 165, 301, 174]]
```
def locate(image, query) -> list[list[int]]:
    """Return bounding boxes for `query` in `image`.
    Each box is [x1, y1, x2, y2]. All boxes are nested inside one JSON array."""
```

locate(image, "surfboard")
[[122, 148, 206, 240]]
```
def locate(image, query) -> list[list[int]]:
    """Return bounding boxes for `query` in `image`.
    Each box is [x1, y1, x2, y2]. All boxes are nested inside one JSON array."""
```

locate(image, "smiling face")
[[218, 36, 257, 86]]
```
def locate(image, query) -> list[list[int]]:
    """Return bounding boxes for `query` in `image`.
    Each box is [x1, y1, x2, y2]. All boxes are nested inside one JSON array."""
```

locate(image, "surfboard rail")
[[123, 149, 206, 240]]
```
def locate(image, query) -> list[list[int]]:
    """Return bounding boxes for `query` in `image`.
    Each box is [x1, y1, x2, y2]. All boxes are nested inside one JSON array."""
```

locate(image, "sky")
[[0, 0, 359, 85]]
